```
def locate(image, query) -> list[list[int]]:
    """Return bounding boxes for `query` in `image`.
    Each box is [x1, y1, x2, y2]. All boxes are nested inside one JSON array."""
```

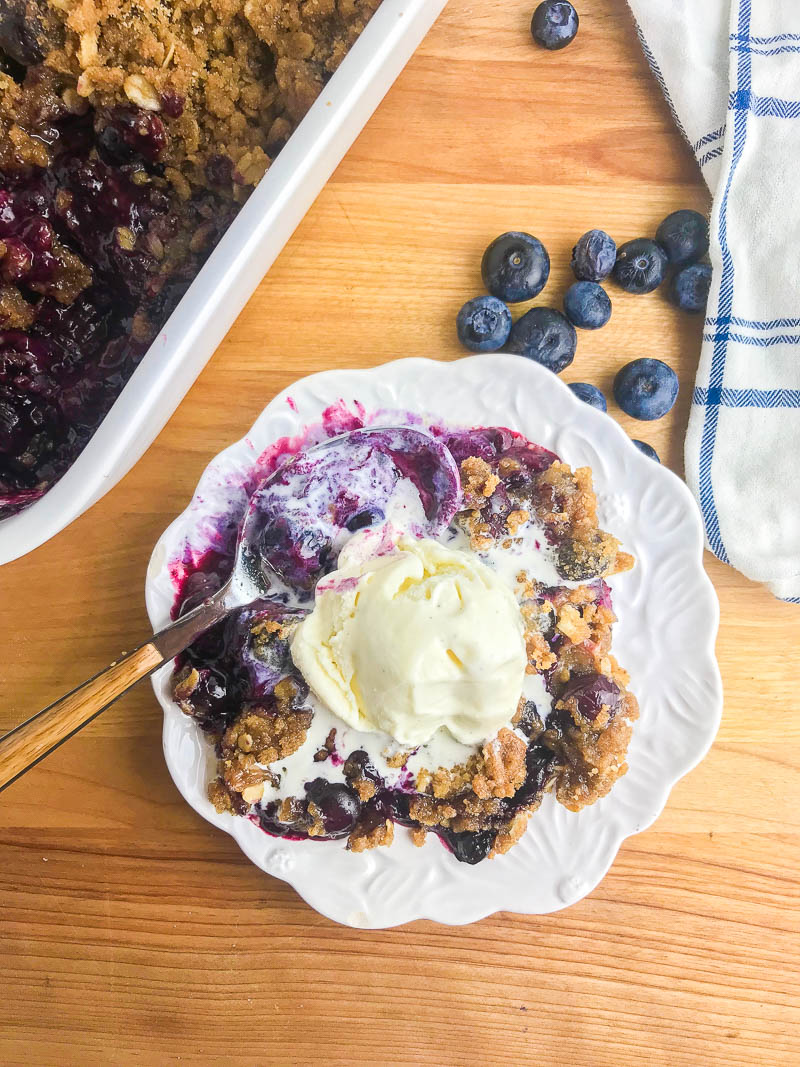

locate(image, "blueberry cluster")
[[456, 209, 711, 465], [616, 210, 712, 312]]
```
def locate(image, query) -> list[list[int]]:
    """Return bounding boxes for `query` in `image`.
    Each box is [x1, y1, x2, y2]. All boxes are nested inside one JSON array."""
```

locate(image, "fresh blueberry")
[[481, 231, 550, 303], [670, 262, 712, 314], [614, 358, 679, 420], [456, 294, 512, 352], [571, 229, 617, 282], [613, 238, 668, 294], [531, 1, 579, 50], [656, 209, 709, 266], [506, 307, 577, 373], [569, 382, 607, 411], [563, 281, 612, 330], [632, 439, 661, 462]]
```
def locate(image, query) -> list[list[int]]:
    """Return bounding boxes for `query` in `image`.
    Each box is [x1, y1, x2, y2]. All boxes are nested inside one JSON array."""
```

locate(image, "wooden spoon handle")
[[0, 588, 234, 793], [0, 641, 164, 792]]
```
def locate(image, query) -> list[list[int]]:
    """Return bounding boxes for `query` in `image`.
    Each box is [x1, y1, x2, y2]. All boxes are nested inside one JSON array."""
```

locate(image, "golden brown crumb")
[[506, 509, 530, 535], [525, 629, 558, 672], [458, 510, 495, 552], [221, 702, 311, 765], [545, 691, 639, 811], [610, 551, 636, 575], [0, 285, 36, 330], [409, 795, 458, 827], [208, 778, 236, 814], [498, 456, 522, 477], [490, 811, 532, 857], [472, 728, 527, 799], [306, 801, 326, 837], [313, 727, 338, 762], [556, 603, 591, 645], [348, 817, 394, 852], [460, 456, 500, 505], [352, 777, 376, 802], [171, 664, 200, 715], [384, 749, 411, 769], [13, 0, 382, 195]]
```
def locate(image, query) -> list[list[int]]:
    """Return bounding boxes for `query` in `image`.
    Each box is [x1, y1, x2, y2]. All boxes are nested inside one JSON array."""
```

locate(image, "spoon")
[[0, 426, 460, 792]]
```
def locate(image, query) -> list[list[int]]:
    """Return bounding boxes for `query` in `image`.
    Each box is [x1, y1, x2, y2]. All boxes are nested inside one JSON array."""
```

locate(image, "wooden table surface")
[[3, 2, 800, 1063]]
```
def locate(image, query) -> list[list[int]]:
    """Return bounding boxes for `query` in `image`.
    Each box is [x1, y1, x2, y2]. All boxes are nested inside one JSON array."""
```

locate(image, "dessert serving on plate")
[[169, 416, 638, 865], [0, 0, 381, 517], [147, 355, 721, 926]]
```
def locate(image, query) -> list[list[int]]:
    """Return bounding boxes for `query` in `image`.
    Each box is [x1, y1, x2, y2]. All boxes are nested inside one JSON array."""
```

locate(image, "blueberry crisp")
[[0, 0, 381, 516], [170, 422, 638, 865]]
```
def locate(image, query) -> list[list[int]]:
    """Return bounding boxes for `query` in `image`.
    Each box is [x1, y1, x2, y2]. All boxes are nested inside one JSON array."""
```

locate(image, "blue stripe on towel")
[[698, 145, 724, 167], [693, 387, 800, 408], [699, 0, 753, 564], [706, 316, 800, 330], [703, 331, 800, 347], [731, 43, 800, 56], [728, 92, 800, 118], [692, 125, 726, 152], [730, 32, 800, 44]]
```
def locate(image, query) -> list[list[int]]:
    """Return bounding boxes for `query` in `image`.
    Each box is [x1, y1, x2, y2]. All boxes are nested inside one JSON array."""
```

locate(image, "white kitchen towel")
[[628, 0, 800, 603]]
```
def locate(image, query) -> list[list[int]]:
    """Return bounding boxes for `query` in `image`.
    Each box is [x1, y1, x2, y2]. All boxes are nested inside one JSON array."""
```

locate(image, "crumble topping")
[[460, 455, 500, 505], [313, 727, 337, 762], [472, 728, 527, 799], [544, 693, 638, 811], [0, 1, 381, 515], [173, 427, 638, 864], [506, 508, 530, 535], [349, 815, 394, 853], [2, 0, 382, 196]]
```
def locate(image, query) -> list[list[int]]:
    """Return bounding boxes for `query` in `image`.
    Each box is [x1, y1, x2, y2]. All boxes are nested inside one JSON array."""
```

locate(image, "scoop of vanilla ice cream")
[[290, 532, 527, 746]]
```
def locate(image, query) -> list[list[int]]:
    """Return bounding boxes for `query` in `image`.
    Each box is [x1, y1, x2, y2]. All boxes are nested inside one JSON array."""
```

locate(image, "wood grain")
[[2, 1, 799, 1063], [0, 643, 162, 792]]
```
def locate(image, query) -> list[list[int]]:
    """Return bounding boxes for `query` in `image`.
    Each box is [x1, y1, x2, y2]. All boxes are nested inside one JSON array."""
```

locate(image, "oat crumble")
[[172, 425, 638, 864]]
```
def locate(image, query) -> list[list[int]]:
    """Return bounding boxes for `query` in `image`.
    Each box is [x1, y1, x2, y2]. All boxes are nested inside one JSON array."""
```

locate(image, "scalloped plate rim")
[[146, 354, 722, 928]]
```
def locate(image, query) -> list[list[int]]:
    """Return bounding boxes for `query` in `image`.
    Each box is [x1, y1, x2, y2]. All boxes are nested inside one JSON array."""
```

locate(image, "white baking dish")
[[0, 0, 447, 566]]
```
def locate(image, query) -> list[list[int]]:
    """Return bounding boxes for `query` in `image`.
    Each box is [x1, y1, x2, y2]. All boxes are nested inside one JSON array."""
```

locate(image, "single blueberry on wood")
[[481, 231, 550, 303], [656, 209, 709, 266], [456, 294, 513, 351], [613, 238, 668, 294], [506, 307, 577, 373], [670, 262, 712, 314], [571, 229, 617, 282], [564, 281, 612, 329], [531, 1, 579, 50], [614, 358, 678, 420]]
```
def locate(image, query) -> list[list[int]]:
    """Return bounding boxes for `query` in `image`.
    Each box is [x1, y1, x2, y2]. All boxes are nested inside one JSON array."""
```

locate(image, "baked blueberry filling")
[[171, 422, 638, 862]]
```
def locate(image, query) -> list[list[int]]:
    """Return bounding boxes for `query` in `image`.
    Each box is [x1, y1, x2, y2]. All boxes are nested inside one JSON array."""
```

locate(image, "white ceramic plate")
[[146, 355, 722, 929], [0, 0, 448, 565]]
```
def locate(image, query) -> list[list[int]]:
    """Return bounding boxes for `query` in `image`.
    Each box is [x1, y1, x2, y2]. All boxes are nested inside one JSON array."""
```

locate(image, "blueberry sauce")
[[170, 421, 620, 861]]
